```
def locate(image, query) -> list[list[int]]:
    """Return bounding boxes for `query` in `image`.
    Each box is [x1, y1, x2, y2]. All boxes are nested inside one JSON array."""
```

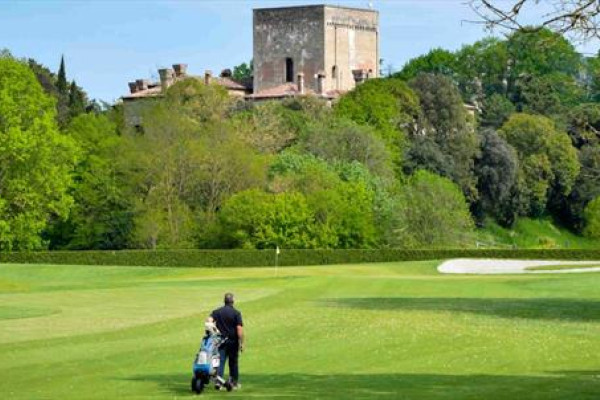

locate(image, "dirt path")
[[438, 259, 600, 274]]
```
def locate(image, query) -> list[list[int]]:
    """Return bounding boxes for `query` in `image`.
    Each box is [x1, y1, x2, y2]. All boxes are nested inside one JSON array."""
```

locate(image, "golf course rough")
[[0, 261, 599, 399]]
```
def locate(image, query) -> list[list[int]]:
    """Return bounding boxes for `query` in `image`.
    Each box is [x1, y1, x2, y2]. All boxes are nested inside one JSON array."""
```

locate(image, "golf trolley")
[[191, 321, 233, 394]]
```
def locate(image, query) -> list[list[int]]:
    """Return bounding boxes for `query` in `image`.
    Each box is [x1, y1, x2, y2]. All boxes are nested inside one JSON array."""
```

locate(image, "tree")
[[218, 189, 317, 249], [468, 0, 600, 41], [454, 38, 509, 100], [565, 145, 600, 231], [125, 79, 265, 249], [498, 113, 580, 216], [233, 61, 253, 82], [68, 80, 87, 119], [394, 48, 457, 81], [26, 56, 88, 126], [385, 170, 475, 248], [482, 93, 515, 127], [49, 113, 133, 250], [335, 78, 421, 169], [300, 117, 394, 180], [583, 196, 600, 238], [515, 72, 583, 118], [163, 78, 232, 125], [306, 180, 378, 248], [409, 73, 481, 200], [587, 52, 600, 101], [56, 55, 68, 95], [566, 103, 600, 148], [27, 58, 59, 98], [475, 130, 519, 225], [55, 55, 70, 127], [229, 98, 326, 154], [506, 28, 581, 78], [266, 152, 380, 248], [403, 135, 453, 178], [410, 73, 470, 139], [0, 55, 77, 250]]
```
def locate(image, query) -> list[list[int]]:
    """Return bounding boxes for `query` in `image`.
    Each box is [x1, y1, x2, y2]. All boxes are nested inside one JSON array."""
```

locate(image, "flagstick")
[[275, 245, 280, 278]]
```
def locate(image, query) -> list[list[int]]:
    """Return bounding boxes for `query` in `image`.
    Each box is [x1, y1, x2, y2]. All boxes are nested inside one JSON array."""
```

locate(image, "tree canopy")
[[2, 25, 600, 250], [0, 55, 77, 250]]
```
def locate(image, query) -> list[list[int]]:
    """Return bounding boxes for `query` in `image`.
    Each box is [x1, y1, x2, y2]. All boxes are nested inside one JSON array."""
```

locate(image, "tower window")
[[285, 58, 294, 83]]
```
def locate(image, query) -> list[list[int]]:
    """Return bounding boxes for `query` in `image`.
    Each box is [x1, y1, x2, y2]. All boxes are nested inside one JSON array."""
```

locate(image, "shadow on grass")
[[124, 371, 600, 399], [323, 297, 600, 322]]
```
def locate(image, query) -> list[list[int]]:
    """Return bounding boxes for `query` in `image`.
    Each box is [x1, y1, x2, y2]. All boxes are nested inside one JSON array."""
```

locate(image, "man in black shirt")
[[211, 293, 244, 390]]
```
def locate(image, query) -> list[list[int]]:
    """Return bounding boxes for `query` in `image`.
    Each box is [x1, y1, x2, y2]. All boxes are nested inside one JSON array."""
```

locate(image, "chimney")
[[128, 82, 138, 94], [316, 71, 326, 95], [158, 68, 174, 90], [297, 72, 305, 94], [352, 69, 368, 85], [204, 70, 213, 85], [136, 79, 149, 91], [172, 63, 188, 78]]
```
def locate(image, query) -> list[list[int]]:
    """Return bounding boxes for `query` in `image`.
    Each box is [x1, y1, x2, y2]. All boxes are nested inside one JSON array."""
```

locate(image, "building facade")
[[253, 5, 379, 96], [122, 4, 380, 125]]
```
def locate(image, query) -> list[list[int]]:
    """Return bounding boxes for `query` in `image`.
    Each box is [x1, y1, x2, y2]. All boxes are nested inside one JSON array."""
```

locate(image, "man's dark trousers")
[[218, 341, 239, 383]]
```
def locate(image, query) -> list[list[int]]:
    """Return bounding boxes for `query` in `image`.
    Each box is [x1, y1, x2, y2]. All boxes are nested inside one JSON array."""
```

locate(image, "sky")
[[1, 0, 598, 103]]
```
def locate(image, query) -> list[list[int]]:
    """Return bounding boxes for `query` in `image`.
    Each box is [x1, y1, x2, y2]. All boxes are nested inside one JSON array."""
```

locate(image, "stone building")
[[122, 66, 249, 127], [122, 4, 379, 124], [251, 4, 379, 99]]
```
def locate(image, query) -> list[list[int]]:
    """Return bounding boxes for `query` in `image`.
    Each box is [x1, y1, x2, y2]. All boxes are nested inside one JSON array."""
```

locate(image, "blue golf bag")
[[191, 332, 229, 394]]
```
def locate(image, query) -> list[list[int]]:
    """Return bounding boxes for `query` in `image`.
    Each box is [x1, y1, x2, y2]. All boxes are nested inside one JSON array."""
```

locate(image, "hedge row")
[[1, 249, 599, 268]]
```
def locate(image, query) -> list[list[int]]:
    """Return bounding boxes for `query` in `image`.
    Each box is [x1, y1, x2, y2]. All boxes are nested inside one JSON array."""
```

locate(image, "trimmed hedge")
[[1, 249, 599, 268]]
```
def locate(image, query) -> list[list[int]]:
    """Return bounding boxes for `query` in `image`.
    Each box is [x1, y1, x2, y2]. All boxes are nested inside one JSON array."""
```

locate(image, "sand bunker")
[[438, 259, 600, 274]]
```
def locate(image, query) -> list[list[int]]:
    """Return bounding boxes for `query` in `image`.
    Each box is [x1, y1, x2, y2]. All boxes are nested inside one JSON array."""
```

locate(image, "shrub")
[[1, 249, 600, 268], [583, 197, 600, 239]]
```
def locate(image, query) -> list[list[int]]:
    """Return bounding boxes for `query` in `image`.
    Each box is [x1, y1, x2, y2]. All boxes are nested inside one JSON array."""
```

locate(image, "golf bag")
[[191, 331, 230, 394]]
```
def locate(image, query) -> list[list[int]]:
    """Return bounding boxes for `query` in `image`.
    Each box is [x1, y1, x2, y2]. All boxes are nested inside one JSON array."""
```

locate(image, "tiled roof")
[[122, 76, 250, 100], [214, 77, 248, 91], [122, 85, 162, 100], [246, 83, 341, 100]]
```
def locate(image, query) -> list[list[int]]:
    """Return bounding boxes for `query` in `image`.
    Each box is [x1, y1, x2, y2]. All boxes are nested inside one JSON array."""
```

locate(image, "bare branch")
[[467, 0, 600, 41]]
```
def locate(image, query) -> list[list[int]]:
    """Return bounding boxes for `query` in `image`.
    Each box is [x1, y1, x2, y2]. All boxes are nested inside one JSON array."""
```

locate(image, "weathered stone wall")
[[253, 6, 325, 93], [324, 6, 379, 92], [253, 5, 378, 94]]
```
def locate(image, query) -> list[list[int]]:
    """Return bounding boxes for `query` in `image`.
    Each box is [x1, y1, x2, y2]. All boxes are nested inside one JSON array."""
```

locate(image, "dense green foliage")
[[50, 113, 132, 250], [384, 171, 474, 247], [1, 262, 599, 398], [232, 61, 253, 82], [499, 114, 580, 217], [0, 55, 77, 250], [26, 54, 89, 127], [477, 217, 600, 249], [1, 248, 600, 268], [583, 197, 600, 239], [2, 26, 600, 250]]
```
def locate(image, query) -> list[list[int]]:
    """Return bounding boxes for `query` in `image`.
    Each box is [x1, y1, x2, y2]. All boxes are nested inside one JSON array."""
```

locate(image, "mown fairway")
[[1, 261, 599, 399]]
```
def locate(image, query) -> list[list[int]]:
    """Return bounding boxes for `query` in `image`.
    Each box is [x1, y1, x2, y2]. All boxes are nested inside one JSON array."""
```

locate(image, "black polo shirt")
[[211, 305, 243, 341]]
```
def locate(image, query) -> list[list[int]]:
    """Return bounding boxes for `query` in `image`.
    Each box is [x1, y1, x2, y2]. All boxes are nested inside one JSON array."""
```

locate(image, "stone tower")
[[253, 5, 379, 94]]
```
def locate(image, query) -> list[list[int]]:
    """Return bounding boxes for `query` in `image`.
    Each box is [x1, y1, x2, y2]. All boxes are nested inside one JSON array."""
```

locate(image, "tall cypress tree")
[[56, 55, 70, 127], [57, 55, 67, 95]]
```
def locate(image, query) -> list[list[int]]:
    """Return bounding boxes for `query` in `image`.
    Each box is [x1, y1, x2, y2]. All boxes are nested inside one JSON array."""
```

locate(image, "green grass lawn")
[[0, 261, 599, 399], [477, 217, 600, 249]]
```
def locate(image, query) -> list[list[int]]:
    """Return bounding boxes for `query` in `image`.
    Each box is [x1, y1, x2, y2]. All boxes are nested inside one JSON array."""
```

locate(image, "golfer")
[[211, 293, 244, 390]]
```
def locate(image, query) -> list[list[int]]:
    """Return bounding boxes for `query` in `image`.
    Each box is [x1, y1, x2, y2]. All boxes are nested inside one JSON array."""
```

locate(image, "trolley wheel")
[[191, 377, 205, 394]]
